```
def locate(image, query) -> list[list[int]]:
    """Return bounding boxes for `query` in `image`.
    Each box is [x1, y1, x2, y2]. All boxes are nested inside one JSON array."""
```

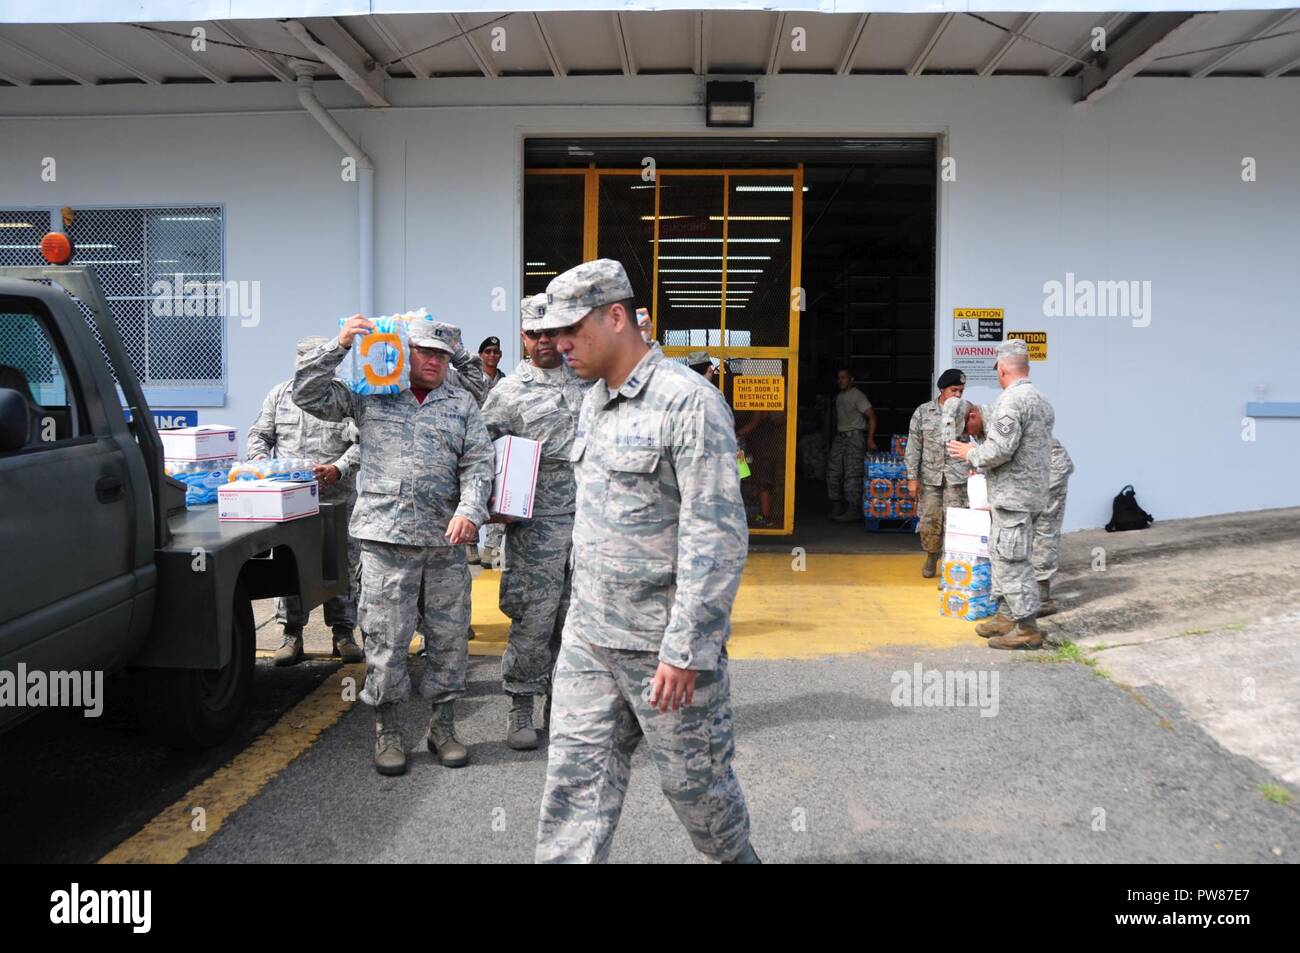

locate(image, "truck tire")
[[135, 578, 255, 749]]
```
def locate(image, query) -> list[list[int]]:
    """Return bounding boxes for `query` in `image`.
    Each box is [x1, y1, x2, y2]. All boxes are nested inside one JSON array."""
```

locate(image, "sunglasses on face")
[[523, 329, 559, 341], [481, 348, 502, 355]]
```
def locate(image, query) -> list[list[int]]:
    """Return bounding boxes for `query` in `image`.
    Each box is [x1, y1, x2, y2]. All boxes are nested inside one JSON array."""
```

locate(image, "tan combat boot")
[[922, 551, 939, 578], [427, 702, 469, 767], [374, 704, 407, 776], [332, 625, 364, 663], [273, 626, 304, 666], [1037, 579, 1059, 617], [975, 611, 1015, 639], [988, 617, 1045, 651], [505, 694, 539, 750]]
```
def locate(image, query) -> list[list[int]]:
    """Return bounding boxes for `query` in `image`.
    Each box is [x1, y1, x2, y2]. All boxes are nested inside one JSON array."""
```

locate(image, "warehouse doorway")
[[523, 138, 936, 542]]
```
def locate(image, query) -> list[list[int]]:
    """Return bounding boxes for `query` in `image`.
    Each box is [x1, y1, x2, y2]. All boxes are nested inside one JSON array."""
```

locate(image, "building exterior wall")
[[2, 74, 1297, 531]]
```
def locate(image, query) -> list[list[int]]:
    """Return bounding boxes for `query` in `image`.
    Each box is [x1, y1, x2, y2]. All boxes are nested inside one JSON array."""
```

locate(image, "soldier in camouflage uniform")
[[533, 260, 759, 865], [1034, 438, 1074, 616], [480, 294, 593, 750], [247, 336, 364, 665], [906, 368, 970, 578], [948, 338, 1054, 650], [966, 404, 1073, 620], [294, 318, 495, 775]]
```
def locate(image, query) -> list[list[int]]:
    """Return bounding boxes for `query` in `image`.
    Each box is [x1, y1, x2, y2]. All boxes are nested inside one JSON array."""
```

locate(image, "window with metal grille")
[[0, 206, 226, 405]]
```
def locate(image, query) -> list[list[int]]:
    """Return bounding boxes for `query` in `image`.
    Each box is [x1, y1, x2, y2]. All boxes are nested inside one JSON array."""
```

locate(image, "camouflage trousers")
[[277, 502, 359, 629], [1032, 476, 1070, 581], [917, 481, 969, 554], [357, 540, 469, 707], [826, 429, 867, 508], [989, 506, 1040, 621], [536, 636, 751, 864], [500, 514, 573, 696]]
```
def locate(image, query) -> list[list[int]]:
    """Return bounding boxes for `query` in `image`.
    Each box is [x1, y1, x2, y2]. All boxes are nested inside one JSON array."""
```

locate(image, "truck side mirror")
[[0, 388, 32, 452]]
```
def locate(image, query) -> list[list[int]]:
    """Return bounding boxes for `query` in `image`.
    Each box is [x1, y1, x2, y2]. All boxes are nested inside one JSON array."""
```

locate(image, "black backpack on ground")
[[1105, 485, 1154, 532]]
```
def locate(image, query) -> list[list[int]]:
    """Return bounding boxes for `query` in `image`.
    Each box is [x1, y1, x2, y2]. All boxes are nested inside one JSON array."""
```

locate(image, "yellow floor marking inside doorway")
[[469, 552, 974, 659]]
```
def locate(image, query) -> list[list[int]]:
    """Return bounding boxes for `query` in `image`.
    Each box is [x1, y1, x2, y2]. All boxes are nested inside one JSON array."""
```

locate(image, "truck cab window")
[[0, 309, 84, 449]]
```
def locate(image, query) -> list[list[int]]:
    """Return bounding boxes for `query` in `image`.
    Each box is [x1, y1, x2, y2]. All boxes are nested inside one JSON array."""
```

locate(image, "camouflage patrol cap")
[[520, 293, 549, 331], [538, 259, 635, 330], [686, 350, 713, 368], [297, 335, 331, 359], [409, 318, 458, 354], [996, 338, 1029, 359]]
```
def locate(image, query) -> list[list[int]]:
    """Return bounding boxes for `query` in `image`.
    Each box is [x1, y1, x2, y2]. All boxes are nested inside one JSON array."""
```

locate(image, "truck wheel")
[[135, 579, 255, 748]]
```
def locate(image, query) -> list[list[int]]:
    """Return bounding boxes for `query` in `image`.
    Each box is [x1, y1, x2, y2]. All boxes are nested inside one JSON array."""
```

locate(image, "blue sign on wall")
[[124, 408, 199, 429]]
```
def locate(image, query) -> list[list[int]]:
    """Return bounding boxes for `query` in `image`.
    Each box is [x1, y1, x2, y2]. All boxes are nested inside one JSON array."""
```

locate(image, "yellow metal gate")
[[525, 166, 804, 534]]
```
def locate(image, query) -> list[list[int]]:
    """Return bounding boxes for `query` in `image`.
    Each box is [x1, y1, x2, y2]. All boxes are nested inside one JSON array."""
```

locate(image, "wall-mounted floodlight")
[[705, 81, 755, 128]]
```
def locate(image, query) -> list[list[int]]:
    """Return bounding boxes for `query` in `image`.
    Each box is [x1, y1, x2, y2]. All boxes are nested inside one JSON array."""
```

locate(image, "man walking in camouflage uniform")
[[480, 294, 592, 750], [534, 259, 759, 864], [247, 336, 364, 665], [947, 338, 1054, 650], [294, 318, 495, 775], [906, 368, 971, 578]]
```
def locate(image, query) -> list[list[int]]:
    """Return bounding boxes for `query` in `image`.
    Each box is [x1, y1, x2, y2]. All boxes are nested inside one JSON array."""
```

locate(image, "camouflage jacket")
[[246, 379, 360, 503], [905, 398, 970, 486], [568, 347, 748, 671], [967, 379, 1054, 513], [479, 360, 592, 516], [292, 340, 495, 547]]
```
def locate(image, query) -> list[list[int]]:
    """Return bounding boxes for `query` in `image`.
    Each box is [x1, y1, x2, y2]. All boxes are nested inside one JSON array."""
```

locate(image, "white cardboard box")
[[966, 473, 990, 511], [945, 506, 991, 557], [218, 479, 319, 522], [491, 435, 541, 519], [160, 425, 239, 461]]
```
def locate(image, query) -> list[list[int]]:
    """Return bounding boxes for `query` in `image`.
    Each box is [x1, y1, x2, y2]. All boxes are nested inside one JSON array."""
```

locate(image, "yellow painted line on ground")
[[468, 553, 977, 660], [98, 662, 364, 865]]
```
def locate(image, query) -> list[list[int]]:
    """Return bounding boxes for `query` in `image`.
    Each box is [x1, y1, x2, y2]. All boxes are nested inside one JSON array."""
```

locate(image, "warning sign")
[[951, 344, 999, 386], [733, 375, 785, 410], [953, 308, 1004, 343], [1007, 330, 1048, 361]]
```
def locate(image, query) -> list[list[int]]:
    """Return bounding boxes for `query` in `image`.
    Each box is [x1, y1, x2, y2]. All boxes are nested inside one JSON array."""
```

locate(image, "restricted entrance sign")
[[733, 375, 785, 410], [953, 308, 1004, 343], [1007, 330, 1048, 361]]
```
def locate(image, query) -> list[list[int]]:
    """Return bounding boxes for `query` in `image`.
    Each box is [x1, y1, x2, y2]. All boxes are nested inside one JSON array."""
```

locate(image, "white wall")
[[3, 74, 1298, 531]]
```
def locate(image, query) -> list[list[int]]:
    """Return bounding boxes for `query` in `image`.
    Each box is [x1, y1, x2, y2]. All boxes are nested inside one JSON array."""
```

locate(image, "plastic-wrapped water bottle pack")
[[165, 458, 235, 506], [228, 458, 316, 483]]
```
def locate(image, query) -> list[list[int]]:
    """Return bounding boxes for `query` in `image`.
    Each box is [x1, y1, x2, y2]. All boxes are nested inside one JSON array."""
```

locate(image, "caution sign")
[[953, 308, 1004, 343], [1007, 330, 1048, 361], [733, 375, 785, 411]]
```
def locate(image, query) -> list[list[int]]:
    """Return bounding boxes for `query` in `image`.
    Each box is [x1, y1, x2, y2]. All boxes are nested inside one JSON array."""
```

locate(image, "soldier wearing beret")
[[906, 368, 971, 578]]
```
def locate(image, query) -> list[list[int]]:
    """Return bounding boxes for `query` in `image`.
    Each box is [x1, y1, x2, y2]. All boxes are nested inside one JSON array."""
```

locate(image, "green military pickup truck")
[[0, 265, 348, 746]]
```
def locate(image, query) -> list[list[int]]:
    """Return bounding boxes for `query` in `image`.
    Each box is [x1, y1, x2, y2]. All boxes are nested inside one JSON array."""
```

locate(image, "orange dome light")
[[40, 232, 74, 265]]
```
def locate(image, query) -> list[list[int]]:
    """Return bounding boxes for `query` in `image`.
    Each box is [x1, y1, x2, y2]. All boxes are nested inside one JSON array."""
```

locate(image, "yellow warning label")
[[953, 308, 1004, 319], [733, 376, 785, 411], [1007, 330, 1048, 361]]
